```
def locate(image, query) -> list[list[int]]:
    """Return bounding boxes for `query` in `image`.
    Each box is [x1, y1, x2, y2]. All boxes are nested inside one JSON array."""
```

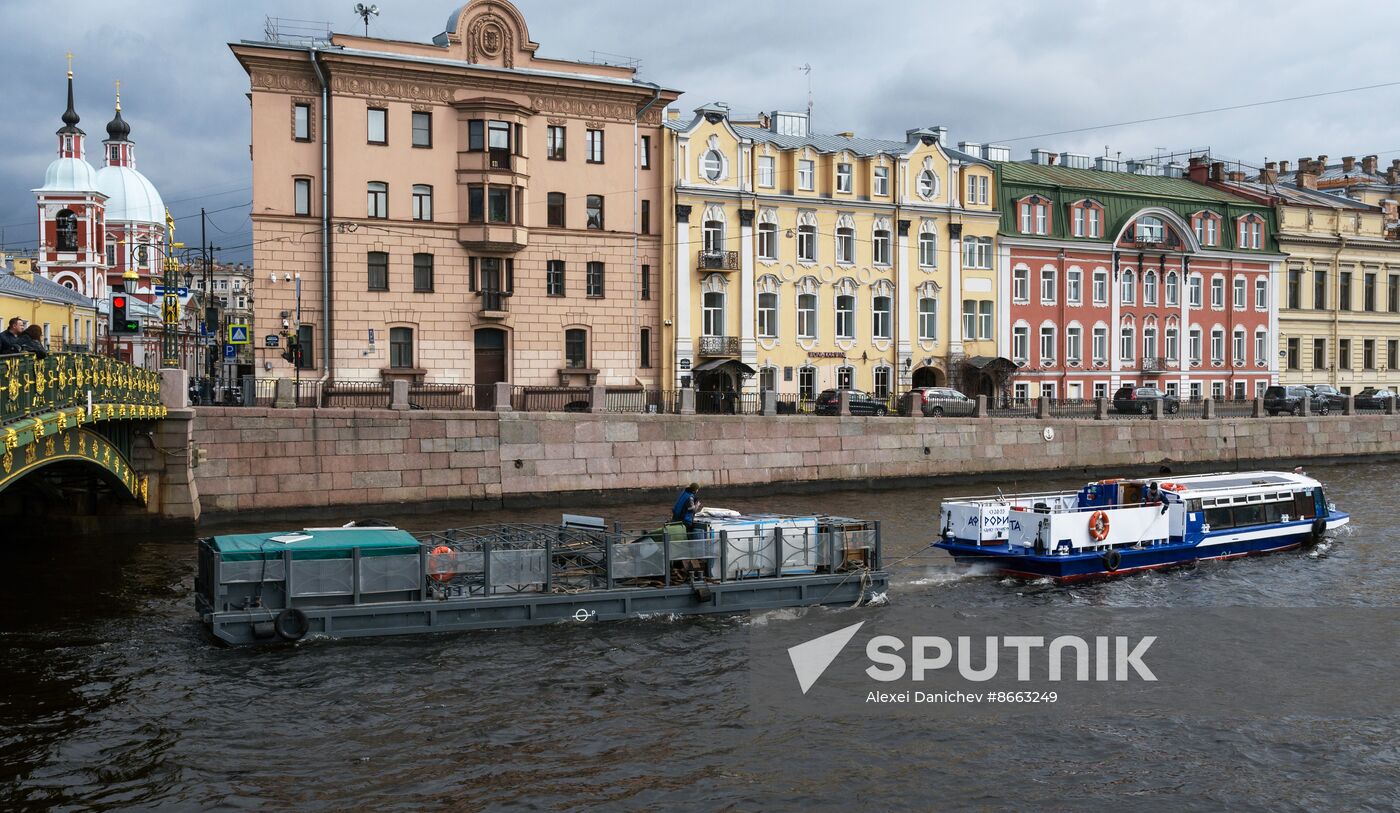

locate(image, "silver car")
[[901, 386, 976, 417]]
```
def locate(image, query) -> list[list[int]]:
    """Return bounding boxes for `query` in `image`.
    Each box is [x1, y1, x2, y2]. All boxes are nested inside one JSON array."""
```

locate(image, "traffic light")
[[280, 333, 301, 366], [110, 294, 140, 334]]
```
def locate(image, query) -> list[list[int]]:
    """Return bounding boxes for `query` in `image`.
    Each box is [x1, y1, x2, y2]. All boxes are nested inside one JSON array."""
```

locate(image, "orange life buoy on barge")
[[428, 545, 457, 583], [1088, 510, 1111, 541]]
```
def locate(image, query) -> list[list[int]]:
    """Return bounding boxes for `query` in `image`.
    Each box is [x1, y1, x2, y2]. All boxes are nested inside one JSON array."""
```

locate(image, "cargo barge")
[[196, 512, 886, 645]]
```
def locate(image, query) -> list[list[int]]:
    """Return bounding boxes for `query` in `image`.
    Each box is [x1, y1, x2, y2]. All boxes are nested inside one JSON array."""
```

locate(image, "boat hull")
[[935, 514, 1348, 583]]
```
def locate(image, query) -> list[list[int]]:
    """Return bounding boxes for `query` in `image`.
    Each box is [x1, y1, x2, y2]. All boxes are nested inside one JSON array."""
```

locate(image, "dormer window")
[[918, 170, 938, 199], [702, 150, 723, 181], [1071, 200, 1102, 238], [1237, 214, 1264, 249], [1134, 216, 1165, 243], [836, 162, 853, 193], [1018, 196, 1050, 235], [1192, 211, 1221, 246]]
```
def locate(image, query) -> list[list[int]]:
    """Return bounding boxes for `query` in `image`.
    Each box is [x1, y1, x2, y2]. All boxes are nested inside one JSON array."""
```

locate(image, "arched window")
[[1164, 324, 1179, 360], [919, 224, 937, 267], [1039, 324, 1057, 363], [367, 182, 388, 218], [1237, 215, 1263, 249], [918, 297, 938, 341], [1254, 328, 1268, 363], [55, 209, 78, 252], [1120, 318, 1135, 361], [1013, 267, 1030, 303], [1012, 323, 1030, 362], [1065, 324, 1083, 364], [1121, 269, 1136, 305], [1143, 322, 1158, 361], [702, 219, 725, 253], [757, 210, 778, 260], [1165, 271, 1180, 306], [798, 365, 817, 400], [836, 366, 855, 389], [872, 226, 891, 265], [872, 294, 892, 340], [757, 292, 778, 338], [1019, 196, 1050, 235], [873, 366, 892, 399], [702, 291, 725, 336], [1143, 270, 1158, 305]]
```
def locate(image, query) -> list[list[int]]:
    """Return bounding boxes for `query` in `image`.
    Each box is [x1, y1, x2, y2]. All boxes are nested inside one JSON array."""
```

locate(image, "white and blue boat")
[[934, 471, 1348, 582]]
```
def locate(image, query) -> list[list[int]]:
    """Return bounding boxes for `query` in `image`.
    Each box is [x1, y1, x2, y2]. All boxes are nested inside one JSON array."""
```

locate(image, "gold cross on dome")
[[65, 51, 74, 77], [115, 80, 121, 109]]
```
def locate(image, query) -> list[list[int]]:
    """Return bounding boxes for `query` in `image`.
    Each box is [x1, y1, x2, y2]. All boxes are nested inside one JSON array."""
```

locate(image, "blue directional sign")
[[224, 344, 237, 360], [227, 324, 250, 344], [153, 285, 190, 296]]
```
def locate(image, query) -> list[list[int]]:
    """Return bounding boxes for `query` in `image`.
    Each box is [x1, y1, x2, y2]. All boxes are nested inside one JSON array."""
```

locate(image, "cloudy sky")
[[3, 0, 1399, 264]]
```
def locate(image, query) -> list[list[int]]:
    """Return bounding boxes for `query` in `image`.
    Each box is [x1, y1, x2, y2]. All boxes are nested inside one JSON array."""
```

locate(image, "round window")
[[918, 170, 937, 198], [703, 150, 723, 181]]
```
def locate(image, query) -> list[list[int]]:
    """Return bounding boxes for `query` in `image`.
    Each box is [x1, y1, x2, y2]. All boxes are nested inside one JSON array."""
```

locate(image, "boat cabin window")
[[1205, 496, 1296, 530], [1293, 490, 1316, 520], [1186, 499, 1202, 513]]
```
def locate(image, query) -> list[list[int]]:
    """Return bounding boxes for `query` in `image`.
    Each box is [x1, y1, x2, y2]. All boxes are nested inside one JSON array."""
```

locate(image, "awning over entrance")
[[692, 358, 757, 375], [964, 356, 1017, 373]]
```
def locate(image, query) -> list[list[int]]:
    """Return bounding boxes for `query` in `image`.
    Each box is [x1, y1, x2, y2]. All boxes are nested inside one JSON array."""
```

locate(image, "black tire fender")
[[1310, 517, 1327, 543], [1102, 549, 1121, 572], [275, 608, 310, 641]]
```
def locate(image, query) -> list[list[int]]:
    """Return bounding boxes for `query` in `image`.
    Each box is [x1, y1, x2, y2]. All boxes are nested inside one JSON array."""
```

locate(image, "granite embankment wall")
[[192, 408, 1400, 516]]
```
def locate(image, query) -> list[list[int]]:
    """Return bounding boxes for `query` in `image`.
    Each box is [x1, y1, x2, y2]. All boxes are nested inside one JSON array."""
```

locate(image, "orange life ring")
[[427, 545, 457, 583], [1160, 482, 1186, 492], [1088, 510, 1111, 541]]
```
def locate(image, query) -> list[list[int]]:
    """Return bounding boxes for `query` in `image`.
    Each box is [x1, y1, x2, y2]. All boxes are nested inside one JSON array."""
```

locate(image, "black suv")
[[1263, 385, 1330, 416], [1305, 384, 1348, 410], [814, 388, 889, 416], [1111, 385, 1181, 414]]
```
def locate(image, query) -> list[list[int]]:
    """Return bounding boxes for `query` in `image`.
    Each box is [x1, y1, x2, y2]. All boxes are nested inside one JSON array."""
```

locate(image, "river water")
[[2, 462, 1397, 811]]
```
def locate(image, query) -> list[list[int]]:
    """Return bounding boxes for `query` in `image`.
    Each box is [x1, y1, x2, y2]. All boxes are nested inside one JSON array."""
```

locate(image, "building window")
[[1287, 269, 1303, 309], [835, 294, 855, 339], [1165, 326, 1178, 360], [367, 107, 387, 144], [1287, 338, 1300, 370], [1390, 274, 1399, 312], [586, 261, 605, 298], [1340, 271, 1353, 311], [1189, 328, 1203, 364], [1314, 269, 1327, 310], [468, 185, 484, 222], [873, 166, 889, 196], [1121, 324, 1135, 361], [872, 228, 891, 265], [797, 293, 817, 339], [586, 195, 604, 230], [1092, 326, 1108, 363], [1121, 270, 1135, 305], [799, 366, 816, 400], [1073, 206, 1084, 237], [411, 111, 432, 147], [547, 125, 566, 160], [836, 162, 853, 193], [873, 366, 892, 399], [1365, 272, 1377, 311], [1233, 328, 1246, 362], [389, 327, 414, 368], [797, 224, 816, 262], [1313, 338, 1326, 370], [1389, 339, 1399, 370], [487, 186, 511, 223], [1210, 328, 1225, 362], [1040, 325, 1056, 362], [702, 150, 723, 181], [963, 300, 977, 340], [1190, 275, 1206, 308], [640, 328, 651, 368], [1013, 267, 1030, 303], [979, 301, 993, 340], [797, 159, 814, 191], [1255, 330, 1267, 365], [1012, 325, 1029, 362], [413, 253, 433, 292], [292, 103, 312, 142], [1135, 216, 1164, 243], [468, 120, 484, 151], [585, 129, 604, 163], [547, 260, 565, 296], [642, 265, 653, 301], [412, 185, 432, 221], [1143, 270, 1157, 305], [758, 292, 778, 338], [919, 231, 936, 267], [640, 135, 651, 169], [757, 156, 775, 187], [966, 174, 989, 205], [758, 221, 777, 260], [703, 219, 725, 254], [1255, 278, 1268, 310], [872, 295, 892, 340], [367, 182, 388, 218], [962, 237, 992, 269], [702, 291, 725, 336], [1238, 215, 1263, 249], [1093, 270, 1109, 305], [1066, 268, 1082, 305], [641, 200, 651, 235], [1339, 338, 1352, 369], [547, 192, 566, 228], [481, 122, 511, 168], [1066, 326, 1082, 364], [918, 170, 937, 199], [105, 244, 115, 266], [1229, 276, 1245, 310], [565, 329, 588, 368], [836, 226, 855, 264], [367, 251, 388, 291], [1040, 267, 1056, 304], [919, 297, 937, 341], [294, 178, 311, 216]]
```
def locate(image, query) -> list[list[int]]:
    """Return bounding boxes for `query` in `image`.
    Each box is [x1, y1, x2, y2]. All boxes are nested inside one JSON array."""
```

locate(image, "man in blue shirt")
[[672, 482, 700, 533]]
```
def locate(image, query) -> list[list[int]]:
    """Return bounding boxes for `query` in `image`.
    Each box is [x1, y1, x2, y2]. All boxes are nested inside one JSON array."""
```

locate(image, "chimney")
[[1317, 154, 1329, 169], [1259, 162, 1278, 184], [1030, 148, 1055, 165], [1095, 156, 1121, 173], [1342, 156, 1356, 172], [13, 258, 34, 281], [1362, 155, 1379, 175], [667, 109, 680, 121], [1381, 199, 1398, 221], [1389, 161, 1399, 185], [930, 125, 949, 144], [1279, 160, 1291, 173], [1297, 161, 1319, 190], [1227, 171, 1246, 182], [1210, 161, 1225, 181], [1187, 156, 1209, 183]]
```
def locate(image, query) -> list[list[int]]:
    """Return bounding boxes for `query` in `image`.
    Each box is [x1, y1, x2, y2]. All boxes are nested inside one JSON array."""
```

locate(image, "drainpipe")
[[633, 82, 663, 389], [1331, 233, 1346, 388], [309, 48, 333, 385]]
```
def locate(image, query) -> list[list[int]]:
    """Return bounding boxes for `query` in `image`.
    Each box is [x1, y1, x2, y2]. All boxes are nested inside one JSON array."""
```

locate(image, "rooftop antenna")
[[353, 3, 378, 36], [796, 63, 812, 122]]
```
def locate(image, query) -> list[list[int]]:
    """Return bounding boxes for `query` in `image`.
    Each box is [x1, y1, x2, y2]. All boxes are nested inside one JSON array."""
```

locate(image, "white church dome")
[[97, 165, 165, 225], [36, 157, 101, 194]]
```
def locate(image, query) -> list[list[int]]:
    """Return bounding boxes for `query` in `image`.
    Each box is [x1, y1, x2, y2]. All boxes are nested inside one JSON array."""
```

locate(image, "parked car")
[[1305, 383, 1348, 410], [898, 387, 976, 417], [1354, 387, 1396, 410], [814, 388, 889, 416], [1111, 385, 1180, 414], [1263, 385, 1330, 416]]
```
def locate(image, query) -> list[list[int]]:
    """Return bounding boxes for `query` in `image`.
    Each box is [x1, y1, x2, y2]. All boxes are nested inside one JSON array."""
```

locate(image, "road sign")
[[265, 334, 280, 347], [153, 285, 190, 296], [228, 324, 250, 344], [224, 344, 237, 360]]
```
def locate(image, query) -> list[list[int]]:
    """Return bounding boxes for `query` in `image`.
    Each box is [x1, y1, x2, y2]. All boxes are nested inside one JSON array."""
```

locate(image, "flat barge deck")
[[196, 512, 886, 645]]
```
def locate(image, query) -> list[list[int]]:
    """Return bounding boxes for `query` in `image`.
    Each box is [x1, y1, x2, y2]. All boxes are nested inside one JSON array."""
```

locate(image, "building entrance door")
[[474, 328, 507, 409]]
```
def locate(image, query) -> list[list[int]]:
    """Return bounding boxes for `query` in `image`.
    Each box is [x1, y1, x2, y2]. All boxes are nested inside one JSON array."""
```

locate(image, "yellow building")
[[0, 256, 100, 351], [1217, 162, 1400, 392], [662, 105, 1001, 407]]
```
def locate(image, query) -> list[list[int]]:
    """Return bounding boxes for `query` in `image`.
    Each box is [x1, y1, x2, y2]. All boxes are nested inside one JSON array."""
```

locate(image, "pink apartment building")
[[231, 0, 679, 392]]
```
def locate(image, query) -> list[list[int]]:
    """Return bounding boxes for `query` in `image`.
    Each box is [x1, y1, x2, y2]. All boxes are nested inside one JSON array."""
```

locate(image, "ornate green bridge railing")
[[0, 353, 167, 503]]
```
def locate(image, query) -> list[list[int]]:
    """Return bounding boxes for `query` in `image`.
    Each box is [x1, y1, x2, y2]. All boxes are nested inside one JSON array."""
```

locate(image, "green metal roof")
[[997, 162, 1259, 205]]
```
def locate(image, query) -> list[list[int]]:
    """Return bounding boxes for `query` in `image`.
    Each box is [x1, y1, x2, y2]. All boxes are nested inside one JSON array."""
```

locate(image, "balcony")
[[480, 289, 509, 320], [458, 223, 528, 252], [698, 335, 740, 357], [697, 250, 740, 272], [1142, 356, 1177, 373]]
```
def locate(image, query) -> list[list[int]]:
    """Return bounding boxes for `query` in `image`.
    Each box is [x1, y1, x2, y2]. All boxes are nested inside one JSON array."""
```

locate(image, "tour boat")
[[196, 511, 885, 645], [934, 471, 1348, 582]]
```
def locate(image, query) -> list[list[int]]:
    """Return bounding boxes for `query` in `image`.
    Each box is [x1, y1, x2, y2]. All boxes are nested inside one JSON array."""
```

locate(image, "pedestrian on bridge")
[[19, 325, 47, 359], [0, 318, 25, 355]]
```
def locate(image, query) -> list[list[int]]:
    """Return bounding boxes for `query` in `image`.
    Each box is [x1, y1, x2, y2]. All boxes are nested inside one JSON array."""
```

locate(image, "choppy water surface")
[[2, 462, 1397, 811]]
